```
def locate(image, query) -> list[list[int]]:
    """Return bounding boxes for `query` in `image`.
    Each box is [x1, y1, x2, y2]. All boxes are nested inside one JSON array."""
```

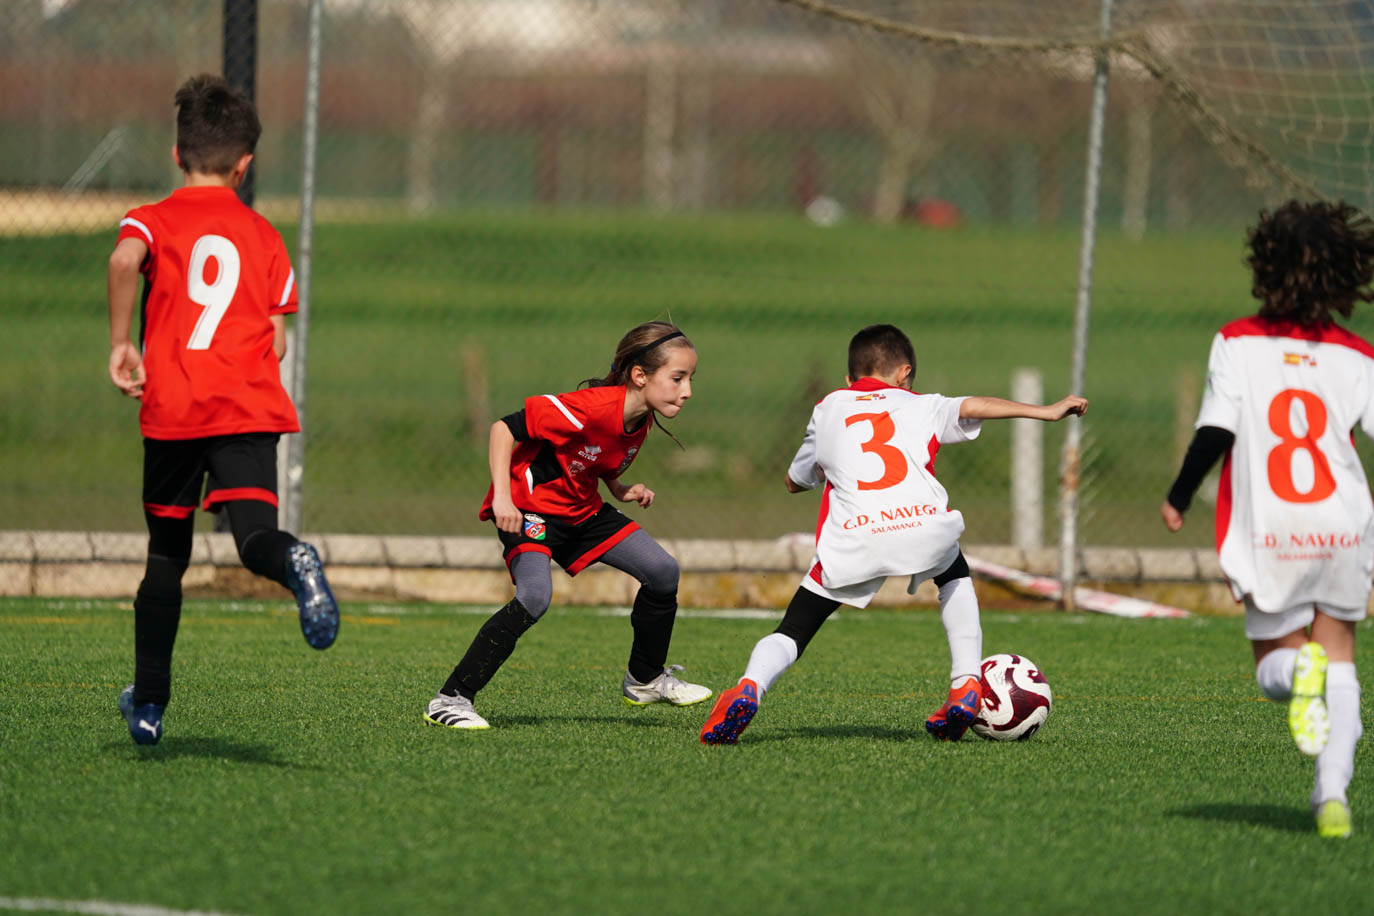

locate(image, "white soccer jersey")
[[788, 377, 982, 593], [1196, 316, 1374, 611]]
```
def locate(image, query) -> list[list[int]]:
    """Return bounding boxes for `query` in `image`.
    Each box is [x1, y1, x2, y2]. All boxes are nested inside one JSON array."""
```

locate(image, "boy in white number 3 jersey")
[[701, 324, 1086, 745], [1163, 200, 1374, 839]]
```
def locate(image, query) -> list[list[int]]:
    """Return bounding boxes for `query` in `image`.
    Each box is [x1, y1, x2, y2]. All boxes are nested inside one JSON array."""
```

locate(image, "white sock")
[[1255, 647, 1297, 701], [939, 577, 982, 682], [1313, 662, 1362, 807], [742, 632, 799, 698]]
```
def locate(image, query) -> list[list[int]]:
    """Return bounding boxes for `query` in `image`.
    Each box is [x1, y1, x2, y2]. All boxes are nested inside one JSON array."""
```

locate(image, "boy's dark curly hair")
[[1247, 199, 1374, 326]]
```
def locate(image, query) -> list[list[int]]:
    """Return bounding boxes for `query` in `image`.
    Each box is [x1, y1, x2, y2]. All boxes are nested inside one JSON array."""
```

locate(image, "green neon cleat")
[[1316, 799, 1352, 839], [1288, 642, 1330, 757]]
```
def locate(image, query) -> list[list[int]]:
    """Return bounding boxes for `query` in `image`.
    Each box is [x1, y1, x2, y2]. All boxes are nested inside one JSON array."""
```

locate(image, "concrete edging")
[[0, 530, 1243, 612]]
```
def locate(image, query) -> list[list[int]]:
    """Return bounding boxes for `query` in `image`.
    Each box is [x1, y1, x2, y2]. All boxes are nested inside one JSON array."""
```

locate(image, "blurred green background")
[[15, 212, 1366, 546], [7, 0, 1374, 550]]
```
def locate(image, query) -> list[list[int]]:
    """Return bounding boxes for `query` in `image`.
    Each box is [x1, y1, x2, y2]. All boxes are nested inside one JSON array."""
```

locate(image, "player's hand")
[[108, 343, 145, 399], [1160, 500, 1185, 532], [491, 495, 522, 533], [1045, 395, 1088, 420], [617, 483, 655, 508]]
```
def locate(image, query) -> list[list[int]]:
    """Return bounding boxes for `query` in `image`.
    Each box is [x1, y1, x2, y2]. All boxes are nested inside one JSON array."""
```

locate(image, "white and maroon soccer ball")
[[971, 653, 1052, 741]]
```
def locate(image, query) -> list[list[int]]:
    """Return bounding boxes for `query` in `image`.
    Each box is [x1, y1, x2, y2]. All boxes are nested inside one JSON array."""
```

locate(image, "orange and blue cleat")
[[700, 678, 760, 745], [925, 676, 982, 741]]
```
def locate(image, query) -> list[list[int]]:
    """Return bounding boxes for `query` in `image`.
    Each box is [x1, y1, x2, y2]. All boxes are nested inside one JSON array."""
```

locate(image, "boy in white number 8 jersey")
[[1163, 200, 1374, 839], [700, 324, 1086, 745]]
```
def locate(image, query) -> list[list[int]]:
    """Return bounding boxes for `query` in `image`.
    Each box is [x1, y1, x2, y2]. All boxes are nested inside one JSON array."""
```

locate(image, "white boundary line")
[[0, 897, 244, 916]]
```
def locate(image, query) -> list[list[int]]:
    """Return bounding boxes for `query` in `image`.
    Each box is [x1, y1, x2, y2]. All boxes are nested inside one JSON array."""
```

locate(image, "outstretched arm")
[[959, 395, 1088, 422], [107, 237, 148, 398]]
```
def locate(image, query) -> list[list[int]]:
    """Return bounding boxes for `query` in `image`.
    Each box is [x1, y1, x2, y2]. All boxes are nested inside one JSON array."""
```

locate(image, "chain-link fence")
[[6, 0, 1374, 553]]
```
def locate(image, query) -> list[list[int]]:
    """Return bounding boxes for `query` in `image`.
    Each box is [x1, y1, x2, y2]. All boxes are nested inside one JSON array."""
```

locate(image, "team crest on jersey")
[[578, 444, 602, 462], [617, 447, 639, 473], [568, 460, 587, 476], [523, 513, 547, 541], [854, 393, 887, 401], [1283, 352, 1317, 367]]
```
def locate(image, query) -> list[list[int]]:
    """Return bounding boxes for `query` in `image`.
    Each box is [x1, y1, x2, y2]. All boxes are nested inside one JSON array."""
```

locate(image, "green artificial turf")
[[1, 597, 1370, 914]]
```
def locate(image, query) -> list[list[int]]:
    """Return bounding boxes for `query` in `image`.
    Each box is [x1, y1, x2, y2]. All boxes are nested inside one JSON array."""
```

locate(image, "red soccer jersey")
[[479, 385, 651, 524], [116, 186, 299, 440]]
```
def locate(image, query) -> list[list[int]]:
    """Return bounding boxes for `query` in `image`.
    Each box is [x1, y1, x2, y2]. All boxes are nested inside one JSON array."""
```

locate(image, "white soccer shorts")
[[1243, 596, 1367, 641]]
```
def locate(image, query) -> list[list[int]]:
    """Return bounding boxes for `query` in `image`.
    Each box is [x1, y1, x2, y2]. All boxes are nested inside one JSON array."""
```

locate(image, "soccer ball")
[[971, 653, 1052, 741]]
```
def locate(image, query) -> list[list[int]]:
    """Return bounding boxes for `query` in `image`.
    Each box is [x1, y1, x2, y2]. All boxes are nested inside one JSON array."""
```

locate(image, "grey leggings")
[[510, 528, 680, 618]]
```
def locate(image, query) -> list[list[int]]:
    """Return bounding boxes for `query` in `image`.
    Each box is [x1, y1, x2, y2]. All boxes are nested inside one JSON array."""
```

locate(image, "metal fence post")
[[283, 0, 323, 535], [1058, 0, 1115, 609], [223, 0, 258, 207]]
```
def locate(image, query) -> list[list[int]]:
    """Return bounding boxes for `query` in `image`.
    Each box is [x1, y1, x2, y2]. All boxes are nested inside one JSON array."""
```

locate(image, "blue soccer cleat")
[[118, 684, 164, 746], [285, 541, 339, 650]]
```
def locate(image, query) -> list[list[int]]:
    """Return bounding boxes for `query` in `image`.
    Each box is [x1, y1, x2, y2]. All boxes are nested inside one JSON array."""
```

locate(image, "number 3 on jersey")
[[845, 411, 908, 490], [1267, 388, 1336, 503], [186, 234, 241, 350]]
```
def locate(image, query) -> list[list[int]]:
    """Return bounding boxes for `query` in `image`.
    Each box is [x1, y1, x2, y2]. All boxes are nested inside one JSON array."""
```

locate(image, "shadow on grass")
[[747, 724, 918, 743], [1167, 803, 1311, 833], [491, 713, 683, 730], [106, 736, 307, 768]]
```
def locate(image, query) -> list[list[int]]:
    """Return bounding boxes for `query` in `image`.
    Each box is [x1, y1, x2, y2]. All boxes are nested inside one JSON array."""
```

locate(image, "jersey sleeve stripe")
[[542, 394, 584, 430], [278, 268, 296, 307], [119, 217, 153, 245]]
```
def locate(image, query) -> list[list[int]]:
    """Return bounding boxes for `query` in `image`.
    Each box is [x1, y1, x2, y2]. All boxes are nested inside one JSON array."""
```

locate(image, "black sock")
[[441, 598, 538, 699], [627, 586, 677, 683], [228, 501, 297, 587], [774, 588, 842, 659], [132, 555, 186, 707]]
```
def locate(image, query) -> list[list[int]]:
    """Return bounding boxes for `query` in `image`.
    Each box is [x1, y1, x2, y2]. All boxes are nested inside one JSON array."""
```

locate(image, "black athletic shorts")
[[496, 504, 640, 577], [142, 433, 280, 520]]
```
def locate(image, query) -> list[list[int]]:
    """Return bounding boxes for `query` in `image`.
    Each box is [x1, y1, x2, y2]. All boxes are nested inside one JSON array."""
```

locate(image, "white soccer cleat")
[[622, 664, 713, 707], [423, 693, 490, 730]]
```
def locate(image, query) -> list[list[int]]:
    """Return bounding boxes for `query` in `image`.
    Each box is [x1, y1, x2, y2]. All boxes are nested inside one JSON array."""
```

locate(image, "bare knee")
[[1310, 613, 1358, 663]]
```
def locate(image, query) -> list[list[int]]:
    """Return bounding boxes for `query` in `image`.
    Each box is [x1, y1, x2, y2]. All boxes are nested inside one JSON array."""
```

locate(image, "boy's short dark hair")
[[848, 324, 916, 379], [1248, 199, 1374, 326], [174, 74, 261, 175]]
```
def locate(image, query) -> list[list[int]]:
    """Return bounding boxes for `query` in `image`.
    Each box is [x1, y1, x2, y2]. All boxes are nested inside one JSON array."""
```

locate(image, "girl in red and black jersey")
[[424, 322, 714, 729]]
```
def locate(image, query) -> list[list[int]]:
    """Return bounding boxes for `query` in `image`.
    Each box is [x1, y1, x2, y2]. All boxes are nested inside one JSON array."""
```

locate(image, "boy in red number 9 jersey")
[[423, 322, 712, 730], [1163, 200, 1374, 839], [107, 75, 338, 748], [700, 324, 1086, 745]]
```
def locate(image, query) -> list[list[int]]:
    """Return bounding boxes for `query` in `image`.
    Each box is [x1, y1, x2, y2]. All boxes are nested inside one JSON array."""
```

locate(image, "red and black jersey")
[[480, 385, 650, 524], [117, 186, 299, 440]]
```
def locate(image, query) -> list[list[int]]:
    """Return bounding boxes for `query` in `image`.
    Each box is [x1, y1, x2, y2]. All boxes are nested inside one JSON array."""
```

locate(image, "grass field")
[[1, 596, 1370, 915], [8, 211, 1374, 544]]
